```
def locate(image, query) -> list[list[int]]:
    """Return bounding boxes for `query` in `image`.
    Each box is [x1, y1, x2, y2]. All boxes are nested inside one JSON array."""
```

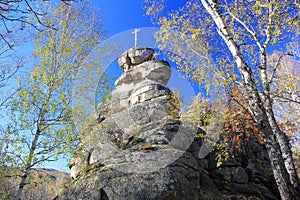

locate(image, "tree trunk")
[[253, 115, 298, 199], [264, 98, 300, 190], [15, 127, 42, 200], [259, 47, 299, 190], [265, 134, 295, 200], [200, 0, 299, 199], [15, 170, 28, 200]]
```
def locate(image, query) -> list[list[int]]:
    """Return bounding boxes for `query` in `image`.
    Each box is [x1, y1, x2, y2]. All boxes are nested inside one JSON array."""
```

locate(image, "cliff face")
[[60, 47, 279, 200]]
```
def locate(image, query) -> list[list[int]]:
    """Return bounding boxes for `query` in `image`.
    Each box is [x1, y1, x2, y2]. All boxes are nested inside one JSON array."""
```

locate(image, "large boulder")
[[61, 151, 200, 200], [60, 47, 280, 200]]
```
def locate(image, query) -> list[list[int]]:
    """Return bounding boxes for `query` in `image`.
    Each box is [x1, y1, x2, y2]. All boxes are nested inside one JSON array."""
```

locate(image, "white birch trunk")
[[259, 49, 299, 189], [200, 0, 298, 199]]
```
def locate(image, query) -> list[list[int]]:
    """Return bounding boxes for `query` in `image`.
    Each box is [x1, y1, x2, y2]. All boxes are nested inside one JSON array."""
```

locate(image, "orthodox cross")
[[132, 28, 140, 48]]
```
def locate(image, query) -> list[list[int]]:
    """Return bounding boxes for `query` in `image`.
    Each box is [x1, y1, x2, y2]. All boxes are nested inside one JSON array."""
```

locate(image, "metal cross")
[[132, 28, 140, 48]]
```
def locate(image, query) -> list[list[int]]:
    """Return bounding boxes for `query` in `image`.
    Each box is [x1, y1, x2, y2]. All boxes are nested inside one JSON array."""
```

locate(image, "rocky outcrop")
[[118, 47, 155, 71], [60, 47, 279, 200]]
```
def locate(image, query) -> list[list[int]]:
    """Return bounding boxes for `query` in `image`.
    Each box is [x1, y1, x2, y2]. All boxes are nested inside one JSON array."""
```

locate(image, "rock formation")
[[59, 47, 280, 200]]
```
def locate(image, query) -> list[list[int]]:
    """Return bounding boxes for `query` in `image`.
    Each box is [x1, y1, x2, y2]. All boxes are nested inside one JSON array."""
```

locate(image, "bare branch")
[[273, 94, 300, 104], [0, 88, 19, 107], [269, 53, 293, 85], [24, 0, 55, 30], [0, 33, 14, 49]]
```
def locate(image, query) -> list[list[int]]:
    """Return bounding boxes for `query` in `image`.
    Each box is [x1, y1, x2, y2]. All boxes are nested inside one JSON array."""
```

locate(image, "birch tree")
[[5, 2, 103, 199], [144, 0, 300, 199], [0, 0, 75, 107], [0, 0, 47, 152]]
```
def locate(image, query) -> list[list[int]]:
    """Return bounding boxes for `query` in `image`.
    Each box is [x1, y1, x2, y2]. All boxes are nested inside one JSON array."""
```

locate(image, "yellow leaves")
[[53, 7, 59, 17], [181, 94, 210, 127], [167, 91, 181, 118], [145, 6, 153, 16], [191, 29, 201, 40], [75, 42, 83, 53], [19, 91, 29, 101], [29, 70, 39, 82], [215, 142, 230, 168], [273, 26, 281, 37], [64, 47, 73, 55], [204, 83, 210, 94], [34, 48, 43, 57], [216, 160, 222, 168], [156, 14, 213, 87], [191, 33, 197, 40], [144, 0, 167, 18], [43, 49, 52, 57], [255, 9, 262, 15]]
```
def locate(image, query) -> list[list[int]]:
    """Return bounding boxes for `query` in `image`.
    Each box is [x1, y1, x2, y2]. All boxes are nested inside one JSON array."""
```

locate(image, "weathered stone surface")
[[232, 167, 248, 184], [60, 47, 280, 200], [112, 81, 171, 111], [61, 150, 200, 200], [115, 60, 171, 86], [118, 47, 155, 71], [89, 141, 119, 165], [111, 83, 175, 117], [129, 81, 172, 105], [69, 157, 82, 180], [199, 171, 223, 200]]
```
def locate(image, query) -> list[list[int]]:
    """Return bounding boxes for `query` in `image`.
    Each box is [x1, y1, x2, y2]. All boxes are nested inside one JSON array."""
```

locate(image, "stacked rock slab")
[[65, 47, 200, 200], [61, 47, 280, 200]]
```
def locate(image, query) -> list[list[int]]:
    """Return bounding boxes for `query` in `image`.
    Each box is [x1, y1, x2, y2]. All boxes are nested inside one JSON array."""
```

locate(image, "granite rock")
[[115, 60, 171, 87], [60, 47, 280, 200], [118, 47, 155, 71]]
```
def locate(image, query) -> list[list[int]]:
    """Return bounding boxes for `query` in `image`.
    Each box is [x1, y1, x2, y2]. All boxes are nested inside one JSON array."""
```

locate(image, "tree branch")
[[24, 0, 54, 30], [269, 53, 293, 85], [0, 33, 14, 49], [273, 94, 300, 104], [227, 12, 263, 50], [263, 3, 275, 49]]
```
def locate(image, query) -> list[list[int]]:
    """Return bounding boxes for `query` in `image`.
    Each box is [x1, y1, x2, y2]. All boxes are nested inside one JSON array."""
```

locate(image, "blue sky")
[[93, 0, 186, 36], [94, 0, 153, 36]]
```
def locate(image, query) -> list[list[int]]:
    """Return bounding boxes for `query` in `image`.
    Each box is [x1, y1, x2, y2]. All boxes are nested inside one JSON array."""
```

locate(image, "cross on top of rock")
[[132, 28, 140, 48]]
